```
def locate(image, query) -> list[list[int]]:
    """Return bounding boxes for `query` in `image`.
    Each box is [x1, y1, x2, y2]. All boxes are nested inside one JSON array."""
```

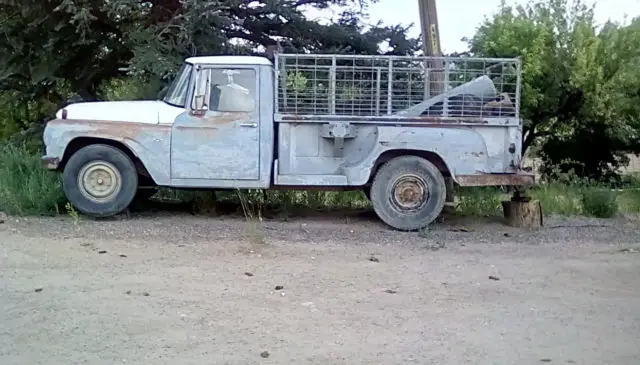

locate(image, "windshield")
[[163, 63, 193, 107]]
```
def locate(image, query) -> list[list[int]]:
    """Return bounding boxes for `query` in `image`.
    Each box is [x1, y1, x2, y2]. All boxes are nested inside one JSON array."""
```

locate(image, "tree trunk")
[[502, 199, 543, 228], [76, 88, 98, 102]]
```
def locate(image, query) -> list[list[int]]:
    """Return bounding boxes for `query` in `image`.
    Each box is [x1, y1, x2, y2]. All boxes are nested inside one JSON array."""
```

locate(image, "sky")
[[304, 0, 640, 53]]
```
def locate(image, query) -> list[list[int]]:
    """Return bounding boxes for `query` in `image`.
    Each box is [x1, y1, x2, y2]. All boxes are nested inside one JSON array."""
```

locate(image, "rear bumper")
[[455, 173, 535, 187], [42, 156, 60, 170]]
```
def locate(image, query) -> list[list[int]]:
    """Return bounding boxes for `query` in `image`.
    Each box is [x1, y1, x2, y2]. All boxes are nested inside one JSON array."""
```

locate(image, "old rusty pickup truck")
[[42, 53, 534, 230]]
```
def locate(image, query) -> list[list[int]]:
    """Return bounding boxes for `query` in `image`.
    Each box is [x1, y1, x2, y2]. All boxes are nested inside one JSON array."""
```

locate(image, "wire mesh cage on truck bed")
[[274, 54, 522, 121]]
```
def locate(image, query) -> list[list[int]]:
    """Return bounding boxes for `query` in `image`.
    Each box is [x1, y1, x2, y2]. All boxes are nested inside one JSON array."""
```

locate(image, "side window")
[[209, 68, 256, 113]]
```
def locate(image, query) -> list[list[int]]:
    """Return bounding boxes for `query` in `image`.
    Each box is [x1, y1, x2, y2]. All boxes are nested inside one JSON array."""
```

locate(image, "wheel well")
[[368, 149, 452, 184], [60, 137, 154, 182]]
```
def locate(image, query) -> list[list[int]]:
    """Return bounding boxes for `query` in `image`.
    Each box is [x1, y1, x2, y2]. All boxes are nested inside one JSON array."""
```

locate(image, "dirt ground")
[[1, 209, 640, 365]]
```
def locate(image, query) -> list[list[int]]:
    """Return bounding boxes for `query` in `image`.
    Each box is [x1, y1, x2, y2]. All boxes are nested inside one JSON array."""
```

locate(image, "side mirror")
[[191, 68, 210, 113]]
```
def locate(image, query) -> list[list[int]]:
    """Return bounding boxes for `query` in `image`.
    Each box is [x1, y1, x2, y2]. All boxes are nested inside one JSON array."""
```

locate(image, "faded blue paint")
[[170, 110, 261, 180], [168, 63, 274, 189], [42, 121, 173, 185], [274, 118, 522, 186]]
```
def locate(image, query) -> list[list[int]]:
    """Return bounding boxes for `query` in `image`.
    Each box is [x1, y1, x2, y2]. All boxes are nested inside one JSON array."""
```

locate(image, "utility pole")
[[418, 0, 444, 97], [418, 0, 454, 204], [418, 0, 442, 57]]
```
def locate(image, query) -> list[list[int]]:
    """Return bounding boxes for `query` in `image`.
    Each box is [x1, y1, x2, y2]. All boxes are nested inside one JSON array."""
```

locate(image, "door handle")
[[239, 122, 258, 128]]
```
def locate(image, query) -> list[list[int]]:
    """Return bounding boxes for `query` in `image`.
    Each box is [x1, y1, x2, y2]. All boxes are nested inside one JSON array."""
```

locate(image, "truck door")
[[170, 66, 260, 180]]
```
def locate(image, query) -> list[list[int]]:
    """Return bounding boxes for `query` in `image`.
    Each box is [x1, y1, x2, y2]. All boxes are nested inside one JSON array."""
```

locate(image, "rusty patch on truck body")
[[46, 118, 174, 184], [456, 173, 535, 187], [174, 112, 253, 140], [187, 111, 251, 125], [206, 112, 251, 125], [47, 119, 172, 157], [47, 119, 172, 137]]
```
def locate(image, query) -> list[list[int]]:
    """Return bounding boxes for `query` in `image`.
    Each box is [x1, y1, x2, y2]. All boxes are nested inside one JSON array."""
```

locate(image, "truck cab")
[[43, 56, 276, 187], [42, 53, 534, 230]]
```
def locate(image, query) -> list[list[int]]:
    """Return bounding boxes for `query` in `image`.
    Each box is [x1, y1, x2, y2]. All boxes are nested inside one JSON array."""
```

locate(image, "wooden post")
[[502, 198, 543, 228]]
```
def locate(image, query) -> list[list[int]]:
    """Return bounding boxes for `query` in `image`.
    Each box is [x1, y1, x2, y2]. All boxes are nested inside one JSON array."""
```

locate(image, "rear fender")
[[343, 126, 490, 185]]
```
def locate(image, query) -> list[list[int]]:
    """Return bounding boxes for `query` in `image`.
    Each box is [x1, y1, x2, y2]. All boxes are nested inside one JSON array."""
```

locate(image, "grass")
[[236, 189, 266, 244], [2, 144, 640, 220], [455, 187, 507, 217], [0, 144, 67, 215], [454, 178, 640, 219]]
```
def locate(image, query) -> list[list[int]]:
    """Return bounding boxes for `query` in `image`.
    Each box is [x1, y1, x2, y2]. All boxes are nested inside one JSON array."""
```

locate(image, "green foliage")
[[469, 0, 640, 179], [455, 187, 506, 217], [532, 182, 583, 216], [0, 144, 67, 216], [0, 0, 419, 98], [580, 188, 619, 218], [617, 188, 640, 213], [0, 0, 420, 145], [454, 182, 639, 218]]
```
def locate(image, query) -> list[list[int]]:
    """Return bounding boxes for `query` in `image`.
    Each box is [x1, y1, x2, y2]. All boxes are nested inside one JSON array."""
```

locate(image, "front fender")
[[42, 119, 172, 185]]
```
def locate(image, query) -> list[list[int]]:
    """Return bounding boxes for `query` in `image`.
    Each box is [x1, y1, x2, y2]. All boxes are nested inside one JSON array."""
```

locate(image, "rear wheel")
[[370, 156, 446, 231], [62, 144, 138, 217]]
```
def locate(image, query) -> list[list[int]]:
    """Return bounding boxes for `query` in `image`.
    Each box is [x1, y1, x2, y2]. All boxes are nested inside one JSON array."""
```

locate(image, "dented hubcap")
[[77, 161, 122, 203]]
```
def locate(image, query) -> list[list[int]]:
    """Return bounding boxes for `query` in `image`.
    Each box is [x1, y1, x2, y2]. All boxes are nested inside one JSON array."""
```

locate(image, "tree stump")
[[502, 199, 543, 228]]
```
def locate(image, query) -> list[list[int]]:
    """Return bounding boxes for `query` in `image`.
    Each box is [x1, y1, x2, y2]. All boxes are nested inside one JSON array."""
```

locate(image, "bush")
[[0, 144, 66, 215], [617, 188, 640, 214], [580, 188, 619, 218], [532, 182, 583, 216]]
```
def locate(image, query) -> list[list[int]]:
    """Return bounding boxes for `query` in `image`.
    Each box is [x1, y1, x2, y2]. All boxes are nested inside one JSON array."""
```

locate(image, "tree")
[[0, 0, 419, 139], [542, 17, 640, 180], [0, 0, 419, 99], [467, 0, 640, 179]]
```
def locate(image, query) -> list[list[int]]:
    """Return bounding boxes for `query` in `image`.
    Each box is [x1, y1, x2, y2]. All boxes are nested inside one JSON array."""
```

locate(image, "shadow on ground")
[[124, 194, 510, 231]]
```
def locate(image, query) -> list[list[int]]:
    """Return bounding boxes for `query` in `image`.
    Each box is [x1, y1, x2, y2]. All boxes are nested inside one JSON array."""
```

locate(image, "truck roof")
[[185, 55, 273, 66]]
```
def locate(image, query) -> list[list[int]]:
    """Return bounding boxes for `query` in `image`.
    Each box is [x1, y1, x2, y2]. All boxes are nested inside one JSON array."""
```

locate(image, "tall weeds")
[[0, 144, 66, 215]]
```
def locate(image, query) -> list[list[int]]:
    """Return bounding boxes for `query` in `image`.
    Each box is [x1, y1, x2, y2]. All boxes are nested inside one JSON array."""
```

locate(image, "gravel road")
[[1, 210, 639, 365]]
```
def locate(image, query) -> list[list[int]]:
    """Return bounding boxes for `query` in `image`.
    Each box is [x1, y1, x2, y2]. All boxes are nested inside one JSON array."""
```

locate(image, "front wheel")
[[62, 144, 139, 217], [370, 156, 446, 231]]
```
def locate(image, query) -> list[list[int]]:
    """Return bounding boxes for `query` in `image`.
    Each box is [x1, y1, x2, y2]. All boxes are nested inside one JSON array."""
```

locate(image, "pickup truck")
[[42, 53, 534, 230]]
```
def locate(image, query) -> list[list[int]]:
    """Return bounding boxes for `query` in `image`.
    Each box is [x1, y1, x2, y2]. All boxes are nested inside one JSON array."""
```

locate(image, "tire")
[[370, 156, 446, 231], [62, 144, 139, 217]]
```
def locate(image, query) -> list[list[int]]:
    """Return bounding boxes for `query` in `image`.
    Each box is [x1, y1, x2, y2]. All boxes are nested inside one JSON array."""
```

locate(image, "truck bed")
[[274, 53, 521, 120], [271, 53, 529, 188]]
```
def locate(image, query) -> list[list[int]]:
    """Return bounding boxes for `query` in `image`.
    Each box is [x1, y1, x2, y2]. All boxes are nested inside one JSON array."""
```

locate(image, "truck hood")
[[56, 100, 183, 125]]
